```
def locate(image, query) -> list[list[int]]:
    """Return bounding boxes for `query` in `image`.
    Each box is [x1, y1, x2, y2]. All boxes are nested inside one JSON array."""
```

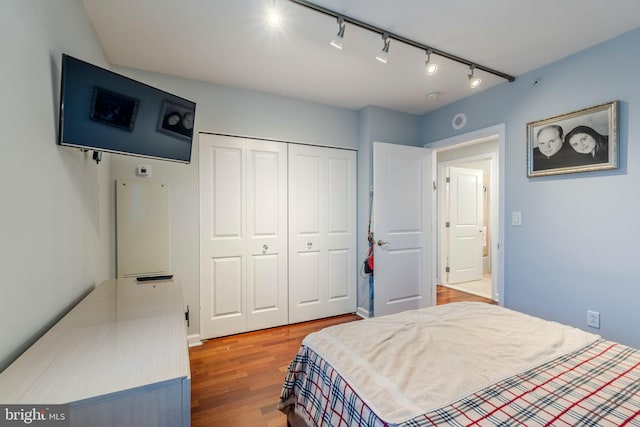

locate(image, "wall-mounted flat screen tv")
[[58, 54, 196, 163]]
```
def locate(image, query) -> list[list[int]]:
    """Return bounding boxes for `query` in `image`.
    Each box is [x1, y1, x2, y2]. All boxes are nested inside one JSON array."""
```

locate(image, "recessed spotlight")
[[268, 10, 281, 27]]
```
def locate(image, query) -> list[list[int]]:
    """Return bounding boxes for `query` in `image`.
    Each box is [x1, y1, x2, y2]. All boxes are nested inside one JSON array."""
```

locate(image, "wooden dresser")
[[0, 278, 190, 427]]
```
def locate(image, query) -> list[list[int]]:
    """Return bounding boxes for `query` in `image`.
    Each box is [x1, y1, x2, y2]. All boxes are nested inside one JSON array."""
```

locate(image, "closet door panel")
[[289, 145, 356, 322], [247, 141, 288, 330], [328, 249, 349, 299], [324, 149, 357, 316], [200, 136, 247, 339], [249, 254, 279, 310], [327, 156, 350, 234], [289, 145, 324, 323], [295, 153, 322, 237], [211, 256, 243, 317]]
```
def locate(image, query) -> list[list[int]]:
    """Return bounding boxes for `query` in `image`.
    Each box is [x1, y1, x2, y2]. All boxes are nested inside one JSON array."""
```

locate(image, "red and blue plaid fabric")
[[278, 339, 640, 426]]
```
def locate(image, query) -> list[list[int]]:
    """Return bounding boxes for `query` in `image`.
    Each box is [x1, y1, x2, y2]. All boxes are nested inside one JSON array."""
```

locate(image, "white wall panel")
[[116, 180, 170, 278]]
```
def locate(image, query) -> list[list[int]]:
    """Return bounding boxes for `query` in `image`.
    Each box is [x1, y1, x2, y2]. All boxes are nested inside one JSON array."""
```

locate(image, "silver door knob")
[[307, 242, 313, 249], [377, 240, 389, 246], [262, 244, 269, 254]]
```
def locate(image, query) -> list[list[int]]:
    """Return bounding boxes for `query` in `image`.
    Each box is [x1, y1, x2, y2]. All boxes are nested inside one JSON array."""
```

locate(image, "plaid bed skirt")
[[278, 339, 640, 426]]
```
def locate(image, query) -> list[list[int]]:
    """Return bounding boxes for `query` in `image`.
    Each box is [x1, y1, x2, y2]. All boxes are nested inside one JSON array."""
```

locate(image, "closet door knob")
[[377, 240, 390, 247], [307, 242, 313, 249], [262, 244, 269, 254]]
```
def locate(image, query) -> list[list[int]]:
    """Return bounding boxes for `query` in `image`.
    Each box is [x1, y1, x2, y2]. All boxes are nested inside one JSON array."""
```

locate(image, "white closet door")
[[246, 140, 288, 331], [200, 134, 287, 339], [289, 144, 356, 323], [325, 150, 357, 317]]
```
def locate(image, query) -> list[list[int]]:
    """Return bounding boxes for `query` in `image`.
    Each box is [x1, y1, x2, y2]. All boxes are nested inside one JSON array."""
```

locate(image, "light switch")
[[512, 211, 522, 226]]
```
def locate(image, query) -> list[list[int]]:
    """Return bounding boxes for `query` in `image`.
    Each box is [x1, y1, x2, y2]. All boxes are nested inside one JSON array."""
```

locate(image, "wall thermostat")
[[136, 164, 152, 177]]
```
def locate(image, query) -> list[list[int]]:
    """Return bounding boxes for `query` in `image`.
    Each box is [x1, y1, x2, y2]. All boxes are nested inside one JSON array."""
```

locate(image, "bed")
[[277, 302, 640, 426]]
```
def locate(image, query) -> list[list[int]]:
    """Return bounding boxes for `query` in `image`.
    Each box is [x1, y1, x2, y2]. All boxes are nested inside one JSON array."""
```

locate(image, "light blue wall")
[[420, 29, 640, 348], [0, 0, 113, 370], [110, 68, 360, 339]]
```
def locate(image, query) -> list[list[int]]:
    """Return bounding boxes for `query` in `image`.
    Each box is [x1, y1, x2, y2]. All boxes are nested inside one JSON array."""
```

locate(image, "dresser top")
[[0, 278, 189, 404]]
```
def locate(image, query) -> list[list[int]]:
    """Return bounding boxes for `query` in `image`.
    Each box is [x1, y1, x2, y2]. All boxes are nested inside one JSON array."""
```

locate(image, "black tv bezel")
[[58, 54, 196, 164]]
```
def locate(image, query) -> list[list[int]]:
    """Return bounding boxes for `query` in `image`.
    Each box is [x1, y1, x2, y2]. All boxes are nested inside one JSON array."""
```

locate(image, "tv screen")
[[58, 54, 196, 163]]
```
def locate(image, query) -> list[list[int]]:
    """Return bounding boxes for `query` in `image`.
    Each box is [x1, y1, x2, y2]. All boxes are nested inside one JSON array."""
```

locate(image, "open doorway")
[[438, 155, 494, 300], [429, 124, 504, 305]]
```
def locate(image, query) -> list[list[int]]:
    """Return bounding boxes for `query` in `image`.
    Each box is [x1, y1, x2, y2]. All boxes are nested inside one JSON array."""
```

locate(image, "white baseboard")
[[356, 307, 371, 319], [187, 334, 202, 347]]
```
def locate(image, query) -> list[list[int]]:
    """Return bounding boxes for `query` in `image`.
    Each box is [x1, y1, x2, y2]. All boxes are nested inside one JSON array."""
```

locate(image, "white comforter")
[[302, 302, 599, 424]]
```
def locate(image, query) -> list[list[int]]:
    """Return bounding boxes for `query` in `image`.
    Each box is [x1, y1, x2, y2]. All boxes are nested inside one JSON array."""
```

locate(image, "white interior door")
[[373, 142, 432, 317], [199, 134, 287, 339], [448, 166, 484, 284], [289, 144, 356, 323]]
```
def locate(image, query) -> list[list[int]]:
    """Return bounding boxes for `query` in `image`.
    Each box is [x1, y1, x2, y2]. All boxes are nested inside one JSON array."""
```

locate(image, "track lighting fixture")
[[425, 49, 438, 76], [286, 0, 515, 86], [375, 33, 390, 64], [330, 16, 346, 50], [468, 64, 482, 89]]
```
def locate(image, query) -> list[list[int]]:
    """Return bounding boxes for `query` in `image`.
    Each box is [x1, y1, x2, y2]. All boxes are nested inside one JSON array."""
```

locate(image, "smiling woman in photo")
[[565, 125, 609, 164]]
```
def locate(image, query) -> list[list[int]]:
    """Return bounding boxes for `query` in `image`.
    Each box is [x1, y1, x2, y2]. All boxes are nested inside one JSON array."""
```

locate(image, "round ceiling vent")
[[452, 113, 467, 130]]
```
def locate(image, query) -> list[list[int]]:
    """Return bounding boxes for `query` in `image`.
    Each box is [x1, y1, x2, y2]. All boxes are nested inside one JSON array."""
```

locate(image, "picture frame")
[[90, 87, 139, 131], [156, 100, 195, 140], [527, 101, 618, 177]]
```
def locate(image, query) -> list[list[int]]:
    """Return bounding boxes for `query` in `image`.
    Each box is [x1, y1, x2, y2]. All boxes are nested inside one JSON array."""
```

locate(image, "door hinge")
[[185, 305, 190, 328], [445, 177, 450, 183], [445, 266, 450, 273], [445, 222, 450, 228]]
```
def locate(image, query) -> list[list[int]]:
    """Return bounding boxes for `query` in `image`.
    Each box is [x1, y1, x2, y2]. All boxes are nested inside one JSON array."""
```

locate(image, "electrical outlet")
[[587, 310, 600, 329]]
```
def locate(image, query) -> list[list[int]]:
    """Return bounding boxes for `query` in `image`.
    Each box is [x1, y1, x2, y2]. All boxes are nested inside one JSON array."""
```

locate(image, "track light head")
[[425, 49, 438, 76], [375, 33, 391, 63], [468, 64, 482, 89], [330, 16, 346, 50]]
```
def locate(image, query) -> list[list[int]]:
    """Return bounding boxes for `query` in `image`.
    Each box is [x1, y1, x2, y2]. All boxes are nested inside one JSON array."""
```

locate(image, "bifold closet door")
[[199, 134, 288, 339], [288, 144, 357, 324]]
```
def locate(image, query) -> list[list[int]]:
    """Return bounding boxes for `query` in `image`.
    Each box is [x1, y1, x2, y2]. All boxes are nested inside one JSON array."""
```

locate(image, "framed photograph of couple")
[[527, 101, 618, 177]]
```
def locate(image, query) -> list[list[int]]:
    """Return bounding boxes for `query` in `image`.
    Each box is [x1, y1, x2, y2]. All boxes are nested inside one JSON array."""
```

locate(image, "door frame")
[[427, 123, 505, 305]]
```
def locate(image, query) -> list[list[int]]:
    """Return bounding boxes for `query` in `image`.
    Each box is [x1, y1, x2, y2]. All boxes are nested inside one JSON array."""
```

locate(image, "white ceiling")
[[81, 0, 640, 115]]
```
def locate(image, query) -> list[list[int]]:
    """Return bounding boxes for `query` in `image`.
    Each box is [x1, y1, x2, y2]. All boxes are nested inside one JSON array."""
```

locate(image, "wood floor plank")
[[189, 286, 494, 426]]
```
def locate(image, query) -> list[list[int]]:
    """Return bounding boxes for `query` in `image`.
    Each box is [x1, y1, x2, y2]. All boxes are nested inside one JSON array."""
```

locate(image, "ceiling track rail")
[[287, 0, 516, 83]]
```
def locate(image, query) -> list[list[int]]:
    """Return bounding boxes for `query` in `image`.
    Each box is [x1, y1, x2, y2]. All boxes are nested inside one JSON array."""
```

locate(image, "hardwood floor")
[[189, 286, 495, 426]]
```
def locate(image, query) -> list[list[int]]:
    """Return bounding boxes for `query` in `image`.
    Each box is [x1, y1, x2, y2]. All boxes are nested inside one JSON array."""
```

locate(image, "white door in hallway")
[[447, 166, 484, 284], [199, 134, 288, 339], [373, 142, 433, 317]]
